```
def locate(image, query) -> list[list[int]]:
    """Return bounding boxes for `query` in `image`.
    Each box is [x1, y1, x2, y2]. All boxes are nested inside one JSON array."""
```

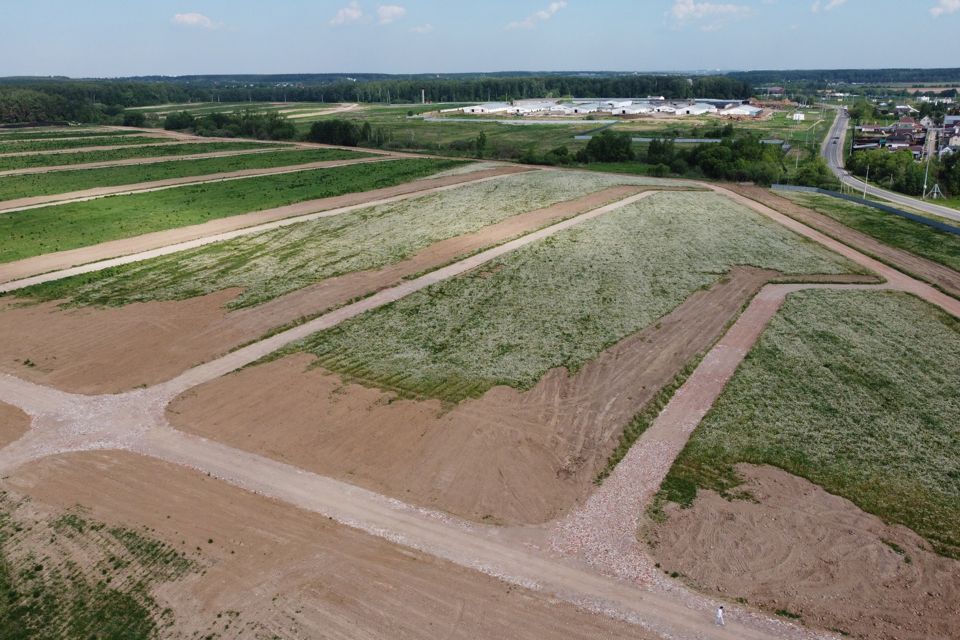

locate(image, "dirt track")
[[0, 165, 532, 288], [0, 156, 395, 213], [0, 185, 641, 393], [728, 185, 960, 298]]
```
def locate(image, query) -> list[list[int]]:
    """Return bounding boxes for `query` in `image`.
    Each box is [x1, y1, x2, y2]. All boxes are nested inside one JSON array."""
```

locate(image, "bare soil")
[[0, 401, 29, 447], [729, 185, 960, 298], [169, 267, 777, 526], [0, 185, 640, 394], [647, 464, 960, 640], [4, 450, 652, 639]]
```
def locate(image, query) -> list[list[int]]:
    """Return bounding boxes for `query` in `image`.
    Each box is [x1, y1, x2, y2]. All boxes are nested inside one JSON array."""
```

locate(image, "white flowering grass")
[[297, 191, 861, 403]]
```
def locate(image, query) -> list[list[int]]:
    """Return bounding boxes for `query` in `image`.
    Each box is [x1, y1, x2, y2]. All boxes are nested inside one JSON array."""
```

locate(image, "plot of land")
[[0, 141, 273, 172], [657, 290, 960, 557], [0, 128, 145, 141], [0, 158, 460, 263], [780, 191, 960, 272], [17, 170, 665, 309], [0, 148, 372, 201], [0, 135, 169, 153], [292, 191, 862, 403]]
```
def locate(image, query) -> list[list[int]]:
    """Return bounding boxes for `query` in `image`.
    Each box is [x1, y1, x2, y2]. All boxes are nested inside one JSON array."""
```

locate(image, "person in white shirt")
[[715, 606, 725, 626]]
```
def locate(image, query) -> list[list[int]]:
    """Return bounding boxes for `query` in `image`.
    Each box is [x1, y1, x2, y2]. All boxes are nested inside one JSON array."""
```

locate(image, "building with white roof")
[[721, 105, 763, 118], [462, 102, 512, 114]]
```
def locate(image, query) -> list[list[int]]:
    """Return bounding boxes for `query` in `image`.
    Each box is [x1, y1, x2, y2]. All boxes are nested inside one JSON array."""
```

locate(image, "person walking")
[[715, 606, 725, 626]]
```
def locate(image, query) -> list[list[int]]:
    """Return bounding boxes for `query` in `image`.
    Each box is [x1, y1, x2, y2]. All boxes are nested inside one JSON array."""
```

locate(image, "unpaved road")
[[0, 155, 395, 213], [0, 165, 532, 289]]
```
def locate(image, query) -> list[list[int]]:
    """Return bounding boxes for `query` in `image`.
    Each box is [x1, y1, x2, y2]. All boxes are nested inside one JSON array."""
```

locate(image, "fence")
[[771, 184, 960, 236]]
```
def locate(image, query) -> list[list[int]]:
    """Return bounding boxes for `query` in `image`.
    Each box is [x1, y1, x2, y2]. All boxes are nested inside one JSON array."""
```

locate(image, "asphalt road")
[[822, 109, 960, 223]]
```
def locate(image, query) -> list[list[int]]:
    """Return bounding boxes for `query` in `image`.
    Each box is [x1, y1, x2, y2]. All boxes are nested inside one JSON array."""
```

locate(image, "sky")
[[1, 0, 959, 77]]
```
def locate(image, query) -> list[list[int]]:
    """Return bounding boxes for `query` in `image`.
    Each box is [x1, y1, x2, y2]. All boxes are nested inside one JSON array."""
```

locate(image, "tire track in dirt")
[[0, 156, 396, 213], [0, 165, 532, 288], [0, 185, 641, 393]]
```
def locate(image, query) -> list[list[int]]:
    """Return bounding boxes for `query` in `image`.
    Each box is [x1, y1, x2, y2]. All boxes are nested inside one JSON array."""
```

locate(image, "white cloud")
[[171, 12, 218, 29], [671, 0, 748, 21], [330, 1, 364, 25], [410, 23, 434, 34], [377, 4, 407, 24], [811, 0, 847, 13], [930, 0, 960, 16], [506, 1, 567, 30]]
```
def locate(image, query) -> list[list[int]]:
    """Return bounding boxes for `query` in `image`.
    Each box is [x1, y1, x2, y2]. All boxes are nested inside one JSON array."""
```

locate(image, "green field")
[[15, 170, 661, 309], [0, 141, 274, 172], [284, 191, 861, 403], [0, 129, 145, 141], [0, 158, 461, 264], [0, 148, 371, 201], [657, 290, 960, 558], [0, 136, 169, 154], [0, 493, 196, 639], [780, 191, 960, 272]]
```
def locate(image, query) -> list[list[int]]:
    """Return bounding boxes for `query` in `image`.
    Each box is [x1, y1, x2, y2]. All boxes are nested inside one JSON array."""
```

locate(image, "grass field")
[[0, 129, 145, 141], [0, 148, 372, 201], [781, 192, 960, 271], [0, 136, 168, 154], [0, 492, 196, 639], [285, 191, 862, 403], [15, 170, 659, 309], [657, 290, 960, 558], [0, 158, 461, 264], [0, 141, 274, 172]]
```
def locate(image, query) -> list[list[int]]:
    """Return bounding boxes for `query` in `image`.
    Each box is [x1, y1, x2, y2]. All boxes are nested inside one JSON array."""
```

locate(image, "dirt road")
[[0, 165, 531, 288]]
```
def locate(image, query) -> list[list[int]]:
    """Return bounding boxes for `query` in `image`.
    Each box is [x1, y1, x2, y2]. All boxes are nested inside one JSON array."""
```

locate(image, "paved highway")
[[822, 109, 960, 223]]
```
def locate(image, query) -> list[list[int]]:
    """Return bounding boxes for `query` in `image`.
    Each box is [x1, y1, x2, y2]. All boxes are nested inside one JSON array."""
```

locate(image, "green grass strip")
[[782, 192, 960, 272], [0, 158, 461, 264], [0, 148, 371, 201], [658, 290, 960, 558], [0, 136, 170, 153], [0, 129, 145, 141], [0, 141, 272, 171]]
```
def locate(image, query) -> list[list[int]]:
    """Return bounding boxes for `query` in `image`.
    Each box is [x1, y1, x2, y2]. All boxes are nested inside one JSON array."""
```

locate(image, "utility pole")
[[922, 153, 931, 200], [863, 165, 870, 199]]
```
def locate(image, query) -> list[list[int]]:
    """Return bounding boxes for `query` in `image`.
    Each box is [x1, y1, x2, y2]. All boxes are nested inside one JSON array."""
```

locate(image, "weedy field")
[[14, 170, 660, 308], [0, 135, 170, 153], [780, 191, 960, 272], [656, 290, 960, 558], [0, 491, 198, 640], [0, 148, 372, 200], [0, 141, 274, 171], [291, 191, 862, 403], [0, 129, 146, 141], [0, 157, 460, 263]]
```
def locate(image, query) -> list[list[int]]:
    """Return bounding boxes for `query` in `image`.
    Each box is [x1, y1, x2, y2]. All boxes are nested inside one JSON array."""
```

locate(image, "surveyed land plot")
[[0, 129, 145, 141], [0, 148, 373, 201], [14, 171, 660, 309], [781, 191, 960, 272], [0, 135, 170, 154], [288, 191, 863, 404], [0, 141, 273, 172], [0, 158, 461, 264], [659, 289, 960, 558]]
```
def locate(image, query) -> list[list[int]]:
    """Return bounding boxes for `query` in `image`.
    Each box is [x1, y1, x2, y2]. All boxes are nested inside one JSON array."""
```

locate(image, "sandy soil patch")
[[0, 186, 641, 394], [0, 401, 29, 448], [647, 464, 960, 640], [168, 267, 776, 525], [4, 450, 650, 639], [729, 185, 960, 298]]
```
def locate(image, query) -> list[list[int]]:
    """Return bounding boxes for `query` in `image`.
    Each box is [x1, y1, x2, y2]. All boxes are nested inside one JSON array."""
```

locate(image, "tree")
[[475, 131, 487, 158], [164, 111, 195, 130], [582, 130, 635, 162], [306, 119, 361, 146], [122, 111, 146, 127]]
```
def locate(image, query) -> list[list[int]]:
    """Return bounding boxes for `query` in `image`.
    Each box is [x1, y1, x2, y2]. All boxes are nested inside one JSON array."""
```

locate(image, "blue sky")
[[2, 0, 959, 77]]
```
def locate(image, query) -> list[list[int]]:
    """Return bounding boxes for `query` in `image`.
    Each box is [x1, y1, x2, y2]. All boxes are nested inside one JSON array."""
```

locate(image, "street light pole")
[[863, 164, 870, 199]]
